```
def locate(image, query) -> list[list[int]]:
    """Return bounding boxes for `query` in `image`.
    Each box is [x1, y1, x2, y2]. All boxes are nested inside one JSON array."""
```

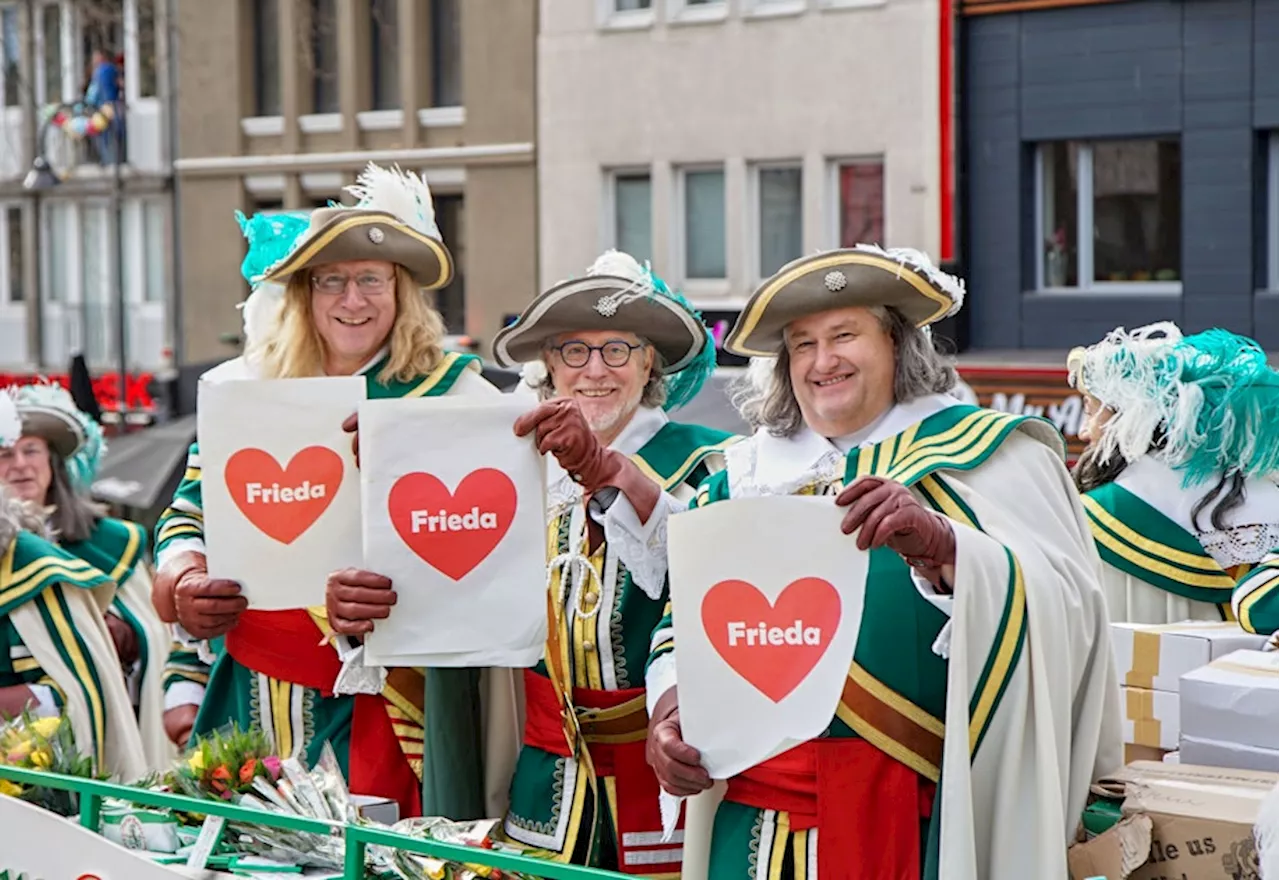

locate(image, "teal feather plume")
[[235, 210, 311, 285], [642, 265, 715, 411]]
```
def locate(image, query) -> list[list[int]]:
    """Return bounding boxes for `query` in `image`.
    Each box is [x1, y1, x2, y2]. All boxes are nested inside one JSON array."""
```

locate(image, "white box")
[[1179, 649, 1279, 752], [1111, 621, 1268, 693], [1122, 686, 1179, 750], [1180, 735, 1280, 774]]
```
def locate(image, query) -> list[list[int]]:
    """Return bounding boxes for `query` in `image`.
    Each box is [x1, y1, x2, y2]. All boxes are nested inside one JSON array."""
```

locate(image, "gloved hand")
[[835, 476, 957, 580], [104, 611, 140, 667], [342, 412, 360, 468], [326, 568, 396, 636], [513, 399, 659, 522], [163, 704, 198, 748], [645, 686, 712, 797], [156, 551, 248, 639]]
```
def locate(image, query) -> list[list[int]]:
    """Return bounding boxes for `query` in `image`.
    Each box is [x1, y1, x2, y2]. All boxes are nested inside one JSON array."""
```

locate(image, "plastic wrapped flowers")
[[0, 710, 100, 815]]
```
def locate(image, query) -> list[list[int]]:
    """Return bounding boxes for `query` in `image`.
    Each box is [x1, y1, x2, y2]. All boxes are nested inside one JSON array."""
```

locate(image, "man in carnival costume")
[[0, 392, 148, 780], [330, 249, 734, 872], [1068, 323, 1278, 634], [629, 246, 1121, 880], [152, 162, 521, 818], [0, 382, 173, 770]]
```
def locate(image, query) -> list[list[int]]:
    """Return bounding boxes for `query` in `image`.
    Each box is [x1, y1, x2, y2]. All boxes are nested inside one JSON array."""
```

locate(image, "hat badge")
[[824, 271, 847, 292], [368, 227, 385, 244], [594, 296, 619, 317]]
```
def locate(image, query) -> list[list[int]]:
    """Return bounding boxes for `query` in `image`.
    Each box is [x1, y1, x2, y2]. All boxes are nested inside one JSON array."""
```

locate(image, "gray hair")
[[731, 305, 958, 438], [0, 481, 52, 551], [534, 339, 668, 409], [45, 450, 104, 543]]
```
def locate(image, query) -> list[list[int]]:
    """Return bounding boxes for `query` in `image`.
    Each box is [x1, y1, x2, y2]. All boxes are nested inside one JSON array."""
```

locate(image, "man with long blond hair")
[[151, 163, 520, 820]]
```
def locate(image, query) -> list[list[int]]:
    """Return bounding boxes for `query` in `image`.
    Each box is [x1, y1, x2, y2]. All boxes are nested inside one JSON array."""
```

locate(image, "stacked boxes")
[[1179, 649, 1279, 772]]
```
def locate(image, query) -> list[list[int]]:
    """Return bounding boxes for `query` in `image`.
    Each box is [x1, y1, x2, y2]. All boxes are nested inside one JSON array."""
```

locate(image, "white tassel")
[[344, 161, 441, 240], [852, 243, 966, 316], [237, 282, 286, 351], [520, 359, 549, 389], [1257, 783, 1279, 880]]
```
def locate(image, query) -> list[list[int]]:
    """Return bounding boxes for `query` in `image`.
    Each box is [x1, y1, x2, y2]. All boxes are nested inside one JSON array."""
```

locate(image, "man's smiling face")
[[785, 306, 897, 438]]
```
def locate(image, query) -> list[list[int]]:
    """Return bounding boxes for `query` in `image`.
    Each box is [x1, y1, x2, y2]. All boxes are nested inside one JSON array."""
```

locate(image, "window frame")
[[0, 202, 25, 308], [749, 160, 804, 283], [1033, 140, 1183, 296], [826, 156, 885, 250], [603, 167, 653, 266], [666, 0, 728, 26], [1, 3, 19, 109], [675, 164, 729, 289], [597, 0, 656, 31]]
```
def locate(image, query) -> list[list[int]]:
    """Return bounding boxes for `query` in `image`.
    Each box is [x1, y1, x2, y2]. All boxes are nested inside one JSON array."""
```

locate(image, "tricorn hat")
[[258, 163, 453, 291], [723, 244, 965, 357], [492, 250, 716, 410], [6, 381, 105, 492]]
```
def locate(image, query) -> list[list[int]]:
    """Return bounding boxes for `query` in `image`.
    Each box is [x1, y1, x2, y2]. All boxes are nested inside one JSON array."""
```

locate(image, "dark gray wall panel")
[[1253, 293, 1279, 351], [1255, 0, 1278, 128], [1021, 295, 1183, 348]]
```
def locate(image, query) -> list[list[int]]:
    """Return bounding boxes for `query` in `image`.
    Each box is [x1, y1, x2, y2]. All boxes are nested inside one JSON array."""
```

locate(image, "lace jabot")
[[1198, 522, 1280, 570]]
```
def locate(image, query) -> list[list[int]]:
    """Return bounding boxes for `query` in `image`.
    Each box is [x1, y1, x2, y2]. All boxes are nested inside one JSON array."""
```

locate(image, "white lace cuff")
[[164, 681, 207, 710], [646, 653, 678, 718], [597, 492, 683, 600], [1199, 523, 1280, 569], [155, 537, 205, 571], [171, 623, 218, 666], [332, 642, 387, 696], [910, 569, 954, 618]]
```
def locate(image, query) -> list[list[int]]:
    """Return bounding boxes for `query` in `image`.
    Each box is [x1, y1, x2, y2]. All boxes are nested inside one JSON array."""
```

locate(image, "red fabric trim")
[[348, 692, 423, 819], [223, 610, 339, 694], [727, 739, 933, 880]]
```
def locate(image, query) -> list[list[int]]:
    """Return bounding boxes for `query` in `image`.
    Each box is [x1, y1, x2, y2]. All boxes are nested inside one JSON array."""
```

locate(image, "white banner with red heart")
[[359, 395, 547, 668], [668, 495, 870, 779], [199, 376, 366, 610]]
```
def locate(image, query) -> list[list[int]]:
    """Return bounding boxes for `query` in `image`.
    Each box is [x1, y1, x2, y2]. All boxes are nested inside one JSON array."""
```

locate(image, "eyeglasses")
[[552, 340, 644, 369], [310, 272, 394, 296]]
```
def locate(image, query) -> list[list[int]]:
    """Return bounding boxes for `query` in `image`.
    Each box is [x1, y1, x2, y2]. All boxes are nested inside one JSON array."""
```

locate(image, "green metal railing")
[[0, 765, 624, 879]]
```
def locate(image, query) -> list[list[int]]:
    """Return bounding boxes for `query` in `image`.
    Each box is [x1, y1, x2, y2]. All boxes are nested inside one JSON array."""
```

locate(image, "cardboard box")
[[1068, 761, 1278, 880], [1111, 622, 1269, 694], [1123, 686, 1180, 750], [1181, 734, 1280, 774], [1180, 649, 1279, 752], [349, 793, 399, 826], [1125, 743, 1173, 764]]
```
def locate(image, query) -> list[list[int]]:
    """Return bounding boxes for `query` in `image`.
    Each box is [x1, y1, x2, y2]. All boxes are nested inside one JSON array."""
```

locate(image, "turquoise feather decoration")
[[1165, 329, 1279, 487], [646, 268, 716, 411], [234, 210, 311, 285]]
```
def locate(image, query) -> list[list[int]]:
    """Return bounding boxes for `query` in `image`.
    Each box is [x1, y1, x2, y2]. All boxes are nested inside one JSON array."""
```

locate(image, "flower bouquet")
[[0, 711, 100, 816]]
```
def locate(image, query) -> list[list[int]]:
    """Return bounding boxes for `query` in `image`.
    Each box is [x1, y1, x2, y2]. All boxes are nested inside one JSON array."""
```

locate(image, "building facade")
[[0, 0, 174, 414], [172, 0, 538, 390], [538, 0, 956, 338], [961, 0, 1279, 352]]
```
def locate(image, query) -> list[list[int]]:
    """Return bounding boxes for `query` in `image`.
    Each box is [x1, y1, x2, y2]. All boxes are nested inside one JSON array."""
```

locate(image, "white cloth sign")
[[360, 396, 547, 668], [199, 377, 365, 610], [668, 495, 869, 779]]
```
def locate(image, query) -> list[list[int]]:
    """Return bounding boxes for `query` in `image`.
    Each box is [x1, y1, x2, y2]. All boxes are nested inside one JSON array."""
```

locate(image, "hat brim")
[[724, 250, 955, 357], [492, 276, 706, 372], [261, 211, 453, 290], [19, 407, 84, 458]]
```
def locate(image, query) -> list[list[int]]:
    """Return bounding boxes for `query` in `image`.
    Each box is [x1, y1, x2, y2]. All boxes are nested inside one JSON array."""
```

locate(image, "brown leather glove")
[[835, 476, 957, 581], [163, 704, 199, 748], [104, 610, 140, 667], [326, 568, 396, 636], [342, 412, 360, 468], [513, 399, 660, 522], [158, 551, 248, 640], [645, 686, 712, 797]]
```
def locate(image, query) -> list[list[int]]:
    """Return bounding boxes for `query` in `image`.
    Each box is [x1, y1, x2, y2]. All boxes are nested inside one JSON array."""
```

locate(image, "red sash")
[[224, 610, 422, 818], [726, 739, 935, 880], [523, 669, 681, 874]]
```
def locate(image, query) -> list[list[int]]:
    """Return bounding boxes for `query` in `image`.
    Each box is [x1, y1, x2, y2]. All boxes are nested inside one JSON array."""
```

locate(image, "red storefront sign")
[[0, 372, 158, 412]]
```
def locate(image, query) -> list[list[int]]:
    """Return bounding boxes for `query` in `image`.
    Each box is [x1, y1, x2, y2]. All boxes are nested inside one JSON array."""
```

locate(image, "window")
[[617, 0, 652, 8], [612, 172, 652, 266], [40, 2, 62, 103], [2, 6, 18, 108], [143, 200, 165, 302], [310, 0, 339, 114], [835, 160, 884, 248], [434, 195, 466, 334], [370, 0, 400, 110], [683, 168, 726, 280], [1269, 132, 1278, 292], [2, 206, 21, 303], [757, 165, 802, 277], [81, 202, 113, 366], [135, 0, 157, 97], [1038, 139, 1182, 290], [431, 0, 461, 107], [253, 0, 280, 116], [43, 203, 71, 305]]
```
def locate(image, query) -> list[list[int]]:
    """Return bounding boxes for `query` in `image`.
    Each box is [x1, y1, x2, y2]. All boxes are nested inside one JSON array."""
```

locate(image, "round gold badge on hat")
[[368, 226, 385, 244]]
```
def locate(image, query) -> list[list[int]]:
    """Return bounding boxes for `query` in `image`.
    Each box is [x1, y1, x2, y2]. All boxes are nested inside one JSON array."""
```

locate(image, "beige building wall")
[[173, 0, 538, 368], [538, 0, 942, 305]]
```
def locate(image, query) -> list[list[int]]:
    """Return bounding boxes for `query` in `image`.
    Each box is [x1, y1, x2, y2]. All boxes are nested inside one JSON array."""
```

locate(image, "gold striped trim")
[[43, 589, 105, 755], [1082, 496, 1228, 573], [969, 556, 1026, 751], [629, 437, 742, 491], [182, 467, 201, 482], [847, 663, 945, 737], [110, 524, 143, 583], [406, 351, 469, 398]]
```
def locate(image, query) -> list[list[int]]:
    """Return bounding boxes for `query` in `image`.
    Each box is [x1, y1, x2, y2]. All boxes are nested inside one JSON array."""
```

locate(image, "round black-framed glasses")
[[552, 340, 644, 369]]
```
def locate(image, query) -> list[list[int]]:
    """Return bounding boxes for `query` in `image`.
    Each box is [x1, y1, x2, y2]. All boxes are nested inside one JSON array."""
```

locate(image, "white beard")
[[583, 388, 644, 437]]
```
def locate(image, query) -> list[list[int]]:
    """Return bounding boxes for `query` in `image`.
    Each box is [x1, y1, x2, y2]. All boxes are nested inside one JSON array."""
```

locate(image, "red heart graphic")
[[701, 578, 842, 703], [225, 446, 345, 545], [388, 469, 518, 581]]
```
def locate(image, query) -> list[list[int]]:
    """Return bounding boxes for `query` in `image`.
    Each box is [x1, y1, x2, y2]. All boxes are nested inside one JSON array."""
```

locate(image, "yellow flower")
[[30, 747, 52, 769], [0, 778, 23, 797], [187, 750, 205, 772], [5, 741, 33, 763], [30, 717, 60, 739]]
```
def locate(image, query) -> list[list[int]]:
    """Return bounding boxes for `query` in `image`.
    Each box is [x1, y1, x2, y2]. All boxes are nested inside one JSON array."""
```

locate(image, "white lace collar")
[[545, 405, 668, 512], [738, 394, 960, 494]]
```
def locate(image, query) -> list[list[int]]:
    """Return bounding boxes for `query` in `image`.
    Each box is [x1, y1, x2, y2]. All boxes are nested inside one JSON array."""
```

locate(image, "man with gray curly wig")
[[614, 245, 1120, 880], [0, 392, 147, 780]]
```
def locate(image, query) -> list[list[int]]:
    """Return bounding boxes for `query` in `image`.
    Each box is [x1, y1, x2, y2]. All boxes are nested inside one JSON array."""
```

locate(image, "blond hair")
[[250, 265, 446, 383]]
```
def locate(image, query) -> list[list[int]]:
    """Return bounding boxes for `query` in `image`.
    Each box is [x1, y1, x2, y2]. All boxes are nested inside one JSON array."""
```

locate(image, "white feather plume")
[[587, 249, 648, 284], [344, 162, 441, 240], [1257, 783, 1279, 880], [0, 391, 19, 448], [853, 243, 966, 316], [237, 282, 287, 352]]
